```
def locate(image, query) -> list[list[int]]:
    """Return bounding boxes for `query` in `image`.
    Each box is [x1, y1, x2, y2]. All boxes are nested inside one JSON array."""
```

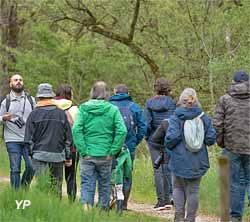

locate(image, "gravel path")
[[128, 201, 220, 222]]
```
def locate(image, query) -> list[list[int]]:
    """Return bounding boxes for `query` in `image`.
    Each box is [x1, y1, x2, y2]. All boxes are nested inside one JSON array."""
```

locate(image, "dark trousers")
[[149, 144, 172, 204], [65, 152, 79, 201], [32, 159, 63, 198]]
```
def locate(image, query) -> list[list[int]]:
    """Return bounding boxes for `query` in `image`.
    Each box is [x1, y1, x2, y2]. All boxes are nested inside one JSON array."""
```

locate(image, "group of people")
[[0, 71, 249, 222]]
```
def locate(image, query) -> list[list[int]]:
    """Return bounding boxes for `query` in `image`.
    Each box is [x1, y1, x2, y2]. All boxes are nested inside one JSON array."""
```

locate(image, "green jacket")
[[72, 99, 127, 157], [111, 147, 132, 185]]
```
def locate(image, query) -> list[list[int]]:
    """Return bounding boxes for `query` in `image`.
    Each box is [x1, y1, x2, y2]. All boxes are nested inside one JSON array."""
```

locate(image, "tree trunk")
[[0, 0, 19, 97]]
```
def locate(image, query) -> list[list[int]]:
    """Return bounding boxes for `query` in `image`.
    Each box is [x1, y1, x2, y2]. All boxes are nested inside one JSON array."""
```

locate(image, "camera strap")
[[21, 95, 27, 118]]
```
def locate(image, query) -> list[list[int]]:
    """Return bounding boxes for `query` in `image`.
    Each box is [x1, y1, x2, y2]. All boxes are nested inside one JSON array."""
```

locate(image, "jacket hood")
[[228, 81, 250, 99], [80, 99, 112, 115], [149, 95, 173, 112], [175, 107, 203, 120], [53, 98, 72, 110], [109, 93, 132, 102]]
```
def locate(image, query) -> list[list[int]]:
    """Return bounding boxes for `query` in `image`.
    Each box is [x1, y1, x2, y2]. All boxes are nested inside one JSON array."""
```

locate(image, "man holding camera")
[[0, 74, 35, 189]]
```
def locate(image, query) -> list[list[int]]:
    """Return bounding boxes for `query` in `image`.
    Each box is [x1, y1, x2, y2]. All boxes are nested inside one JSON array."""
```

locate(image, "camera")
[[14, 117, 25, 128], [153, 152, 164, 169]]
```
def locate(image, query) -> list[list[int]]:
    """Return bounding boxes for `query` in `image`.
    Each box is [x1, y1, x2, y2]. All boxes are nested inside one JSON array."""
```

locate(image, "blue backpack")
[[114, 102, 135, 136]]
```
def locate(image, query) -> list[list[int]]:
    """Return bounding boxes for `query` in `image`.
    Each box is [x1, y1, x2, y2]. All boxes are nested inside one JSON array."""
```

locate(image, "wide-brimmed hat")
[[36, 83, 56, 98]]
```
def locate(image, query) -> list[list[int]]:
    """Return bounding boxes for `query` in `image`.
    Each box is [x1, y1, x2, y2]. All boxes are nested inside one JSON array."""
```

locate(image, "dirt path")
[[128, 201, 220, 222], [1, 176, 220, 221]]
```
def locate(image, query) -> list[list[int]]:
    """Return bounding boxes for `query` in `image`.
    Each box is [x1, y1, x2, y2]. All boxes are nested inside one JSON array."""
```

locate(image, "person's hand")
[[2, 112, 12, 121], [65, 159, 72, 167], [106, 156, 112, 161]]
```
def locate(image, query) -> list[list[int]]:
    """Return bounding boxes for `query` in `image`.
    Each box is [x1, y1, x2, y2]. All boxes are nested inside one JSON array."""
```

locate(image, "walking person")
[[72, 81, 127, 211], [24, 83, 72, 198], [144, 77, 176, 210], [54, 84, 79, 202], [110, 145, 132, 215], [213, 71, 250, 222], [165, 88, 216, 222], [0, 74, 34, 189], [109, 84, 146, 210]]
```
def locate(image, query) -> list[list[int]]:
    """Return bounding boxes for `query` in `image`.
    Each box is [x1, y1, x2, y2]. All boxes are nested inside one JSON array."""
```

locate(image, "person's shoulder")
[[130, 101, 142, 112], [219, 93, 230, 101], [109, 102, 120, 112], [0, 96, 7, 105]]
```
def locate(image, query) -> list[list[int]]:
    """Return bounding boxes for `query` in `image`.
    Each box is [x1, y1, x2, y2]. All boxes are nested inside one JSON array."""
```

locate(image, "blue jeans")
[[222, 149, 250, 219], [6, 142, 34, 189], [123, 151, 135, 194], [80, 157, 112, 209]]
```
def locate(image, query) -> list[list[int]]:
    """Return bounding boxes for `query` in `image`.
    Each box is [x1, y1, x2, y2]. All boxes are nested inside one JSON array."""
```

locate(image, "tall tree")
[[0, 0, 19, 97], [53, 0, 160, 79]]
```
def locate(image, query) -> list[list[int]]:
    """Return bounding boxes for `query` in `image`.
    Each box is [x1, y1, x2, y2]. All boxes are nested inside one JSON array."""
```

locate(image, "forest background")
[[0, 0, 250, 221]]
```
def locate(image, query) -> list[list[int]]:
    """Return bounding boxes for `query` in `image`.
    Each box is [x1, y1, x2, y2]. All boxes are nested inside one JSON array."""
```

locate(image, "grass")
[[1, 140, 249, 221], [0, 139, 9, 176], [0, 141, 167, 222], [0, 184, 167, 222]]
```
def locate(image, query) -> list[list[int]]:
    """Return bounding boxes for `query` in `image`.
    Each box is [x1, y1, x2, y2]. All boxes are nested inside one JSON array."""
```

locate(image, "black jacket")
[[24, 105, 72, 162]]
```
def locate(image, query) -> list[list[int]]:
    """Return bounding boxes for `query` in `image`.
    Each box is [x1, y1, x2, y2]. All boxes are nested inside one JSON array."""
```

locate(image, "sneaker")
[[153, 202, 167, 211], [164, 203, 173, 210], [170, 198, 174, 206]]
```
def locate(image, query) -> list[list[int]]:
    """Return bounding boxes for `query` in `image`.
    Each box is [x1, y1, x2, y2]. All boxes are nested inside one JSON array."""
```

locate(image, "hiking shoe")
[[170, 198, 174, 206], [153, 202, 167, 211], [230, 217, 242, 222], [116, 200, 123, 216], [164, 203, 173, 210]]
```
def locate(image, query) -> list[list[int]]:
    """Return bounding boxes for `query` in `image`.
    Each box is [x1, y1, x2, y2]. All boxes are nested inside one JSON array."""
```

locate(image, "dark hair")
[[114, 84, 128, 93], [56, 84, 72, 100], [154, 77, 171, 96], [90, 81, 108, 99]]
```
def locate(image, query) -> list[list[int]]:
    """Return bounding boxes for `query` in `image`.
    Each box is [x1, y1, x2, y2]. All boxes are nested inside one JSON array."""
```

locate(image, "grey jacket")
[[0, 91, 35, 142], [213, 81, 250, 155]]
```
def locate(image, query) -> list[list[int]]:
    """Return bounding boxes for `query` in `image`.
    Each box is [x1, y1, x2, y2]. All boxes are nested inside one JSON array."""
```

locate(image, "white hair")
[[90, 81, 108, 99]]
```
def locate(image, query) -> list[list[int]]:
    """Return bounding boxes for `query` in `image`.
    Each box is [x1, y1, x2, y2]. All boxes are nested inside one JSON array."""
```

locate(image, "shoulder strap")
[[5, 94, 10, 112], [25, 92, 34, 110]]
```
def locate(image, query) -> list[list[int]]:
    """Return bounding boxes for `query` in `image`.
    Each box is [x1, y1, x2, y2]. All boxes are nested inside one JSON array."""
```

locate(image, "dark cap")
[[233, 71, 249, 82]]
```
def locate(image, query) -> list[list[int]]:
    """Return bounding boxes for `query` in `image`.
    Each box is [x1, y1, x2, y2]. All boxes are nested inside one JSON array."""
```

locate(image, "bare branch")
[[65, 0, 96, 23], [128, 0, 140, 42], [90, 25, 160, 78]]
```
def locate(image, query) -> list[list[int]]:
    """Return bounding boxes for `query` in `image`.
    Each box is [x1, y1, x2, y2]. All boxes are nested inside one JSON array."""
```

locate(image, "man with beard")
[[0, 74, 35, 189]]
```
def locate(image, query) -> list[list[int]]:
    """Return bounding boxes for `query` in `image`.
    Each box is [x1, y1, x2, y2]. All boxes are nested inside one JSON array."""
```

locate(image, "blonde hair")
[[178, 88, 201, 107]]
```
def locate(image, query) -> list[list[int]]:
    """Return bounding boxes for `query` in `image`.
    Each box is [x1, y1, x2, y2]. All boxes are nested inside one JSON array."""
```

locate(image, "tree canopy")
[[1, 0, 249, 110]]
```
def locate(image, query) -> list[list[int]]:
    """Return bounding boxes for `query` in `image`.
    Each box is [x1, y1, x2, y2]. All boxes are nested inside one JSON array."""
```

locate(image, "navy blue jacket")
[[165, 107, 216, 179], [144, 95, 176, 148], [109, 93, 146, 153]]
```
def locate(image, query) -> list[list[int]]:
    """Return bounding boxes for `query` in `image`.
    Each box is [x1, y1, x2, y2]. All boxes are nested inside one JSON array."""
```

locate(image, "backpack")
[[183, 112, 205, 153], [115, 102, 135, 135]]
